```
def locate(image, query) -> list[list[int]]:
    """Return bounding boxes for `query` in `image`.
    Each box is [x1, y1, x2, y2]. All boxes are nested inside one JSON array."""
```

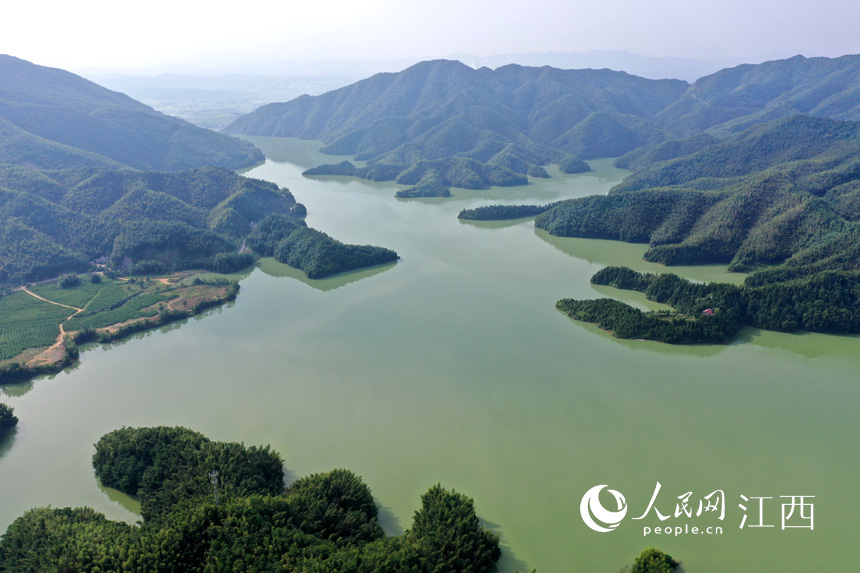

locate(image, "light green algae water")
[[1, 138, 857, 571]]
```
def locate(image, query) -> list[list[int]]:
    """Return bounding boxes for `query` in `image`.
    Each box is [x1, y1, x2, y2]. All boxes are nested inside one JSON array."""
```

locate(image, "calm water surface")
[[1, 138, 858, 572]]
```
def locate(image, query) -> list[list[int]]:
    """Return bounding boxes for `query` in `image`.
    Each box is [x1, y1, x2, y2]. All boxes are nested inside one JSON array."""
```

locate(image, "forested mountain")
[[0, 55, 263, 171], [226, 55, 860, 196], [536, 114, 860, 340], [0, 166, 304, 283], [659, 54, 860, 137], [225, 59, 686, 158], [537, 115, 860, 272], [225, 59, 686, 194], [0, 164, 398, 286]]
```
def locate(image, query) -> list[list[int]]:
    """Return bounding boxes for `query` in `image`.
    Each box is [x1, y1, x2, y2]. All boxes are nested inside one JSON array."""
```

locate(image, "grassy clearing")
[[66, 291, 175, 331], [29, 278, 109, 309]]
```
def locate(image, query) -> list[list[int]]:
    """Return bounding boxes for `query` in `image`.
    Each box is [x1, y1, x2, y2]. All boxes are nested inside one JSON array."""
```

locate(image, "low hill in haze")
[[658, 54, 860, 137], [0, 55, 263, 171]]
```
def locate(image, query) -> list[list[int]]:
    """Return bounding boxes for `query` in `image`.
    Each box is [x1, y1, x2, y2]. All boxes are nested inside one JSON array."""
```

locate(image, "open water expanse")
[[1, 138, 858, 571]]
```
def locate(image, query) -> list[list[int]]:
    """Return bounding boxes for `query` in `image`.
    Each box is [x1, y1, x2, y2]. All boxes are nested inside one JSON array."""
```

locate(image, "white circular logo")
[[580, 484, 628, 532]]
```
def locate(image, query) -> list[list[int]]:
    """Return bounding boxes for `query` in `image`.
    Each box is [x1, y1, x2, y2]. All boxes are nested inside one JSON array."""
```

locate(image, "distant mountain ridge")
[[225, 55, 860, 196], [225, 60, 687, 149], [450, 49, 780, 82], [658, 54, 860, 137], [225, 59, 688, 194], [0, 55, 263, 171]]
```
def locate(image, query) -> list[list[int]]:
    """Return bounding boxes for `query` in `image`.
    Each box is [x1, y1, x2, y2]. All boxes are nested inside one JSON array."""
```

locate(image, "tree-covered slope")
[[0, 163, 398, 285], [247, 214, 399, 279], [557, 266, 860, 343], [0, 55, 263, 171], [659, 54, 860, 137], [0, 166, 304, 283], [0, 427, 501, 572], [226, 55, 860, 196], [537, 115, 860, 272], [226, 60, 686, 192]]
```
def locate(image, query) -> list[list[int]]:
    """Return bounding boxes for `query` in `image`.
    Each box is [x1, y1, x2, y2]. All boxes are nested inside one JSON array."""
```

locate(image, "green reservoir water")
[[2, 138, 859, 571]]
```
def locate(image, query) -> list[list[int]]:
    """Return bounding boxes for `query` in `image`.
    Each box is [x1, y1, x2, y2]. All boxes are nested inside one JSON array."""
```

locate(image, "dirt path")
[[22, 288, 83, 312], [20, 288, 88, 368], [27, 332, 67, 368]]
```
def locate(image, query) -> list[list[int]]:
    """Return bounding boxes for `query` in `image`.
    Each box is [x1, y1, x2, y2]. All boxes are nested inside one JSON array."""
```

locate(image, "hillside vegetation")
[[537, 115, 860, 273], [657, 54, 860, 137], [0, 55, 405, 382], [247, 214, 399, 279], [0, 56, 402, 288], [533, 115, 860, 339], [0, 55, 262, 171], [226, 59, 688, 194], [558, 266, 860, 343], [0, 166, 304, 284], [226, 55, 860, 196], [0, 164, 398, 382], [0, 427, 502, 572]]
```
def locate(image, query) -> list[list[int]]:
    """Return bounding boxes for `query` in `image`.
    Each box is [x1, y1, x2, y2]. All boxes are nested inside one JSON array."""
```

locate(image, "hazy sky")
[[3, 0, 859, 71]]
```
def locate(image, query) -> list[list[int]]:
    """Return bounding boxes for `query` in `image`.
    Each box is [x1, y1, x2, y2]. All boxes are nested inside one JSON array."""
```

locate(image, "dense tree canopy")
[[0, 166, 300, 284], [229, 55, 860, 197], [630, 547, 679, 573], [538, 115, 860, 273], [558, 266, 860, 343], [248, 214, 399, 279], [0, 403, 17, 443], [458, 203, 556, 221], [0, 427, 501, 572]]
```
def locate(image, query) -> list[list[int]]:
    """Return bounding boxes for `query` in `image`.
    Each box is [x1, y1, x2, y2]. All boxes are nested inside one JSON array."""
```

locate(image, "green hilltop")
[[226, 55, 860, 197], [657, 54, 860, 137], [0, 57, 399, 381], [0, 56, 399, 288], [225, 59, 688, 195]]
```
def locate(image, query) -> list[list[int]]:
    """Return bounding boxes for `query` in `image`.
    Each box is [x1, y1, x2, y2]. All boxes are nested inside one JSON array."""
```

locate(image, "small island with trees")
[[458, 203, 557, 221], [0, 424, 680, 572]]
